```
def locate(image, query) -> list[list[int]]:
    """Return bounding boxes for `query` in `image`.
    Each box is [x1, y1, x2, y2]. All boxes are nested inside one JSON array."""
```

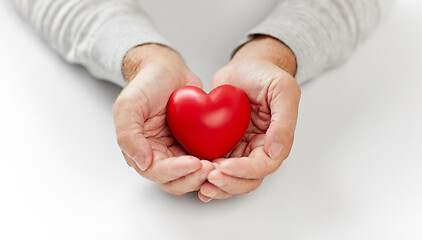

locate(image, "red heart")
[[167, 85, 251, 160]]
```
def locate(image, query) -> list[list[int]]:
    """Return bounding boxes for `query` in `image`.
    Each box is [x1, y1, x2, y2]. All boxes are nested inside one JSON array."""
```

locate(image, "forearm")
[[244, 0, 393, 84], [14, 0, 169, 87]]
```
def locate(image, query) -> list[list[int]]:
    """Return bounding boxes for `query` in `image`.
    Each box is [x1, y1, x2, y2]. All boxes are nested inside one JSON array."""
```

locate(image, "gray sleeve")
[[13, 0, 170, 87], [244, 0, 394, 84]]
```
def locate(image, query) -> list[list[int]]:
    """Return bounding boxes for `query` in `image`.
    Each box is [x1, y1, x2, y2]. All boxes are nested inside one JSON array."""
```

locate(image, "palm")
[[115, 46, 215, 196], [198, 59, 300, 201], [114, 64, 205, 177], [141, 109, 188, 160], [228, 101, 270, 158], [213, 60, 275, 159], [129, 66, 201, 162]]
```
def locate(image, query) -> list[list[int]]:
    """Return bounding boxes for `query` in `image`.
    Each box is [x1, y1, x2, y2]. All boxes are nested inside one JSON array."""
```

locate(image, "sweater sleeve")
[[243, 0, 394, 84], [13, 0, 170, 87]]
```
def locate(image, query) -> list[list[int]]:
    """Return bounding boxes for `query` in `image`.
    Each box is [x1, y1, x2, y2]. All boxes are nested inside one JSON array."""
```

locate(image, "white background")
[[1, 0, 421, 239]]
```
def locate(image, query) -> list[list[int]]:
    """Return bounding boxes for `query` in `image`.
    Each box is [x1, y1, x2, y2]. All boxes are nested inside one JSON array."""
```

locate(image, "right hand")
[[113, 44, 214, 195]]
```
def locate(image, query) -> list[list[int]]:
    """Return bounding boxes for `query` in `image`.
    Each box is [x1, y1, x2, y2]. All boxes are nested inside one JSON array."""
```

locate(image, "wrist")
[[232, 35, 297, 77], [122, 43, 188, 82]]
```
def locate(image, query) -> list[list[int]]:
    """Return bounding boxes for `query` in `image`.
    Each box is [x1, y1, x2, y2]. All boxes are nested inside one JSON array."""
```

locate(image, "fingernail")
[[138, 161, 147, 171], [135, 153, 147, 171], [204, 198, 212, 203], [269, 143, 283, 160], [203, 188, 217, 198]]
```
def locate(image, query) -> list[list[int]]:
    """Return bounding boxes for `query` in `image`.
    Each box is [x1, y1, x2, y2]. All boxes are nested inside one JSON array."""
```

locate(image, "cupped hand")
[[114, 44, 214, 195], [198, 36, 301, 202]]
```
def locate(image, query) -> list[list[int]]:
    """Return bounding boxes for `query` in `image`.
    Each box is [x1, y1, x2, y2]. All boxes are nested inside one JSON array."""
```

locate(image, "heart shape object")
[[167, 85, 251, 160]]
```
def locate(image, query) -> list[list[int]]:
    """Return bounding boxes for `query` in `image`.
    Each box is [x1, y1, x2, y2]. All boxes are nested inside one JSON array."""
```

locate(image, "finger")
[[199, 182, 233, 200], [114, 94, 153, 171], [122, 151, 137, 168], [159, 160, 215, 195], [214, 150, 270, 179], [198, 191, 212, 203], [124, 152, 201, 183], [264, 76, 301, 162], [118, 132, 153, 171], [228, 140, 248, 158], [207, 169, 263, 195]]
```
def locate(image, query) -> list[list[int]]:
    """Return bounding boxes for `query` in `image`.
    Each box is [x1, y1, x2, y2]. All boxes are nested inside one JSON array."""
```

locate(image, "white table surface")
[[1, 1, 421, 239]]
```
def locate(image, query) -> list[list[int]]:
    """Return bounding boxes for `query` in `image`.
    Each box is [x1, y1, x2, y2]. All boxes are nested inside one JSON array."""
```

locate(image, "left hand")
[[198, 36, 301, 202]]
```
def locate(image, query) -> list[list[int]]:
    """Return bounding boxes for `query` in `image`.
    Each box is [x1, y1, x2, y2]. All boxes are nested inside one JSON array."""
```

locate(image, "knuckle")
[[262, 158, 274, 176], [116, 133, 126, 146], [116, 132, 133, 151]]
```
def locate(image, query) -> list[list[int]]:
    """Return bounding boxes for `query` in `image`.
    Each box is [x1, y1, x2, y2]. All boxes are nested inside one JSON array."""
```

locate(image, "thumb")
[[264, 77, 301, 164], [113, 95, 153, 171], [116, 130, 153, 171]]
